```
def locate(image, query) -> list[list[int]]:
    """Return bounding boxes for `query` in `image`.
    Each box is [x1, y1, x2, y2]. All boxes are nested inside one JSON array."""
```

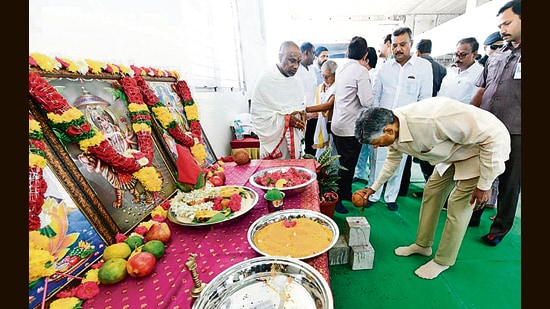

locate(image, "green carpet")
[[328, 174, 521, 309]]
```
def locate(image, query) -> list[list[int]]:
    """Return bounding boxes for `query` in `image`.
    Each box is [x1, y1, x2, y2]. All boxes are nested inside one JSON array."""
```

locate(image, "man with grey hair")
[[353, 96, 510, 279]]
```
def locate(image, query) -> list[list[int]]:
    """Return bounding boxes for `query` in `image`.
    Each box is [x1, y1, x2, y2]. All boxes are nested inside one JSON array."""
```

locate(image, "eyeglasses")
[[453, 52, 471, 59], [322, 74, 334, 79], [490, 44, 503, 50]]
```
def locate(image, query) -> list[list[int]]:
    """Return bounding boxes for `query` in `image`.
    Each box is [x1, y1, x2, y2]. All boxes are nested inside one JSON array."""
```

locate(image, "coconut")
[[233, 149, 251, 165]]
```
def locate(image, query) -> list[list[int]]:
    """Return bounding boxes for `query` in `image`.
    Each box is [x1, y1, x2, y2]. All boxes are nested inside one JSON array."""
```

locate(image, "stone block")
[[349, 243, 375, 270], [345, 216, 370, 246], [328, 235, 349, 265]]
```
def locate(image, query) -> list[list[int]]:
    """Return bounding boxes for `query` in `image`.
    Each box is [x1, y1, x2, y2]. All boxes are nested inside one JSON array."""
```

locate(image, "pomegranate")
[[126, 252, 156, 278]]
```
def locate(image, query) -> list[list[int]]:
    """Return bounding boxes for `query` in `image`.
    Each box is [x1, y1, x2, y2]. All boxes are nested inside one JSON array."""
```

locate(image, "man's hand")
[[469, 187, 491, 211], [290, 111, 306, 131]]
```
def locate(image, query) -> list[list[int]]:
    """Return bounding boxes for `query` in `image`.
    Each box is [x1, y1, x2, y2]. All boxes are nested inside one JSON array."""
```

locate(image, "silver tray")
[[192, 256, 333, 309], [249, 166, 317, 196], [247, 209, 339, 260], [167, 185, 259, 227]]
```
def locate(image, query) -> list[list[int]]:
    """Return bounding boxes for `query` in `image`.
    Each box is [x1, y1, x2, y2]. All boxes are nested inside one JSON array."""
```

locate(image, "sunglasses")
[[490, 44, 503, 50]]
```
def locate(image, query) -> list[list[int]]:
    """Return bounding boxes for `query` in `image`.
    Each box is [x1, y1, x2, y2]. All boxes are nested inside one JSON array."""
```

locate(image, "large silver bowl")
[[248, 166, 317, 196], [247, 209, 339, 260], [192, 256, 333, 309]]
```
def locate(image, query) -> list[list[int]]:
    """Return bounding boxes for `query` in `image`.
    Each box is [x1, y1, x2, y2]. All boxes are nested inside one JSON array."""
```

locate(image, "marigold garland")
[[28, 71, 162, 192], [29, 52, 180, 79]]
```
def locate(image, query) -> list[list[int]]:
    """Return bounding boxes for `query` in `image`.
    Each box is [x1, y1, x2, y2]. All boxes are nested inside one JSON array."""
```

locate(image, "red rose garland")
[[29, 114, 48, 231], [132, 75, 195, 148], [173, 80, 202, 139], [28, 72, 162, 192]]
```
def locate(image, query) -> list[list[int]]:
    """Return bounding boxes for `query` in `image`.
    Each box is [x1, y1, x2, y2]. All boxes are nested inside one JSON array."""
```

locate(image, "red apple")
[[213, 171, 226, 183], [126, 252, 156, 278], [145, 222, 171, 243], [210, 175, 224, 187]]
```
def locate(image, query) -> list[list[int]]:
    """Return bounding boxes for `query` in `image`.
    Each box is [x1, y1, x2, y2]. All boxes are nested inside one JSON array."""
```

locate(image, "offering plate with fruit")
[[167, 184, 259, 227]]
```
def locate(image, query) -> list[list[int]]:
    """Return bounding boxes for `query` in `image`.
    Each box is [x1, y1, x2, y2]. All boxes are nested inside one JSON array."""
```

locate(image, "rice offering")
[[253, 218, 333, 258]]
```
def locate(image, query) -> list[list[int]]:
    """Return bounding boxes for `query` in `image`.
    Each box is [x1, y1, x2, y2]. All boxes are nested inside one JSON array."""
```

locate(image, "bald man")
[[250, 41, 307, 159]]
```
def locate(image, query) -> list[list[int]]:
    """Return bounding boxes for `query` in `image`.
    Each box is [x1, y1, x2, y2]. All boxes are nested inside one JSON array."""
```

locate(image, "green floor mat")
[[328, 179, 521, 309]]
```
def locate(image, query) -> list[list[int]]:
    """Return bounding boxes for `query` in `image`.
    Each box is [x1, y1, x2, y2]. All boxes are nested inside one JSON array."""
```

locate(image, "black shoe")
[[468, 218, 480, 227], [481, 234, 502, 246], [335, 201, 349, 214], [412, 191, 424, 198], [387, 202, 398, 211], [365, 201, 374, 208]]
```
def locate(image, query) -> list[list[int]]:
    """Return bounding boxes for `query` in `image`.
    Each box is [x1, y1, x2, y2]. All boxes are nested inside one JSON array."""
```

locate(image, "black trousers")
[[471, 135, 521, 238], [332, 134, 363, 201], [304, 118, 318, 156]]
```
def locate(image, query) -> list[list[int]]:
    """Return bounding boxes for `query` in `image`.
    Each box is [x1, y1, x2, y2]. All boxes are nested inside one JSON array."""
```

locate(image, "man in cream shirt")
[[353, 97, 510, 279]]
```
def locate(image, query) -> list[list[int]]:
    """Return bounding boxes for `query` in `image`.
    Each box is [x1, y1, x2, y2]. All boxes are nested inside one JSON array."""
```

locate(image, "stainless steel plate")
[[192, 256, 333, 309], [247, 209, 339, 260], [249, 166, 317, 196], [167, 185, 259, 227]]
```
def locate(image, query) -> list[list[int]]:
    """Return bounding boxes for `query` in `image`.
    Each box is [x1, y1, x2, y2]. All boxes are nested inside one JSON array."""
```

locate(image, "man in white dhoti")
[[251, 41, 307, 159]]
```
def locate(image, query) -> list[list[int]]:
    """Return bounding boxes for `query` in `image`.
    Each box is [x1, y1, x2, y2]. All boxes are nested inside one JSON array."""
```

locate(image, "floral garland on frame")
[[172, 80, 208, 163], [29, 114, 48, 231], [28, 72, 162, 192], [132, 75, 208, 164]]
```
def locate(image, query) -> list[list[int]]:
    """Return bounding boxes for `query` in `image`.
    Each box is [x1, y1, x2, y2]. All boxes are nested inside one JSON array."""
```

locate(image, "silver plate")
[[167, 185, 259, 227], [192, 256, 333, 309], [249, 166, 317, 196], [247, 209, 339, 260]]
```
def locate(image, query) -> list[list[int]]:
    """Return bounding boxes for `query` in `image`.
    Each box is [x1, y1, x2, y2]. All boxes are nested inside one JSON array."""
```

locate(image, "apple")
[[145, 222, 171, 243], [126, 252, 156, 278], [213, 171, 226, 182], [210, 175, 224, 187]]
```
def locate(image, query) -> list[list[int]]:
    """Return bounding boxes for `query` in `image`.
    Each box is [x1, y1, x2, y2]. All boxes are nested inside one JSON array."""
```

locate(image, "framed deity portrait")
[[148, 81, 217, 166], [30, 76, 178, 233], [28, 127, 108, 309]]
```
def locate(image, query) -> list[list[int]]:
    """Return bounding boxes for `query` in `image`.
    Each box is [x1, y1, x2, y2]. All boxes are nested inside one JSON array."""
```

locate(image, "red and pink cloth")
[[83, 159, 328, 309]]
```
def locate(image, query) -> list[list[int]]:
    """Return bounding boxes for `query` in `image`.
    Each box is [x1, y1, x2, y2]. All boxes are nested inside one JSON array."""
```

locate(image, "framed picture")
[[29, 76, 178, 233], [28, 131, 108, 309], [147, 81, 217, 166]]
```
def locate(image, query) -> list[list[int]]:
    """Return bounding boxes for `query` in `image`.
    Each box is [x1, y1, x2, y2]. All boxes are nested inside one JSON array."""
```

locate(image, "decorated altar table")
[[83, 158, 328, 309]]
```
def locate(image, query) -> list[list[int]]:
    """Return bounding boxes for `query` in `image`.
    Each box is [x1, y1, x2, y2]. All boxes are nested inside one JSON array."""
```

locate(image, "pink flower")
[[151, 214, 165, 223], [133, 226, 148, 235], [56, 288, 76, 298], [74, 281, 100, 299], [115, 233, 127, 243]]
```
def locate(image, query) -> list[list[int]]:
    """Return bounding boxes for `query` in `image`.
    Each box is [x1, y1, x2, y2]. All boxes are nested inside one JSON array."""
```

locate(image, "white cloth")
[[370, 97, 511, 192], [295, 63, 318, 108], [373, 55, 433, 109], [312, 82, 336, 158], [331, 60, 374, 136], [250, 64, 305, 159], [437, 64, 484, 103]]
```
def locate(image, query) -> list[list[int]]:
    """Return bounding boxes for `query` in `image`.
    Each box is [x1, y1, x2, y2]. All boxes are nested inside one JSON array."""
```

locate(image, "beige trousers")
[[416, 164, 477, 266]]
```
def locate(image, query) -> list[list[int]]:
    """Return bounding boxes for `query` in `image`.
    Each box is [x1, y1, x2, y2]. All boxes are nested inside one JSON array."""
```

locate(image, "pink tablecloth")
[[84, 159, 327, 309]]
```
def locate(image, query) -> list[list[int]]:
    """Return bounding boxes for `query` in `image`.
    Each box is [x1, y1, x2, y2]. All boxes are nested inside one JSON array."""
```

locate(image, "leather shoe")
[[335, 201, 349, 214], [481, 234, 502, 246], [387, 202, 398, 211], [365, 201, 374, 208]]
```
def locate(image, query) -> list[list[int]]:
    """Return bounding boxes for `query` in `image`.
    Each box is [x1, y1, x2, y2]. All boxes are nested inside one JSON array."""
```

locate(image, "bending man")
[[353, 97, 510, 279]]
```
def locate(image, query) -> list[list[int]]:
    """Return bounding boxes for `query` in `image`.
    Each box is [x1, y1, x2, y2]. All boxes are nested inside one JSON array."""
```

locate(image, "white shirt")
[[295, 63, 318, 108], [437, 63, 484, 103], [373, 56, 433, 109], [331, 60, 374, 136]]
